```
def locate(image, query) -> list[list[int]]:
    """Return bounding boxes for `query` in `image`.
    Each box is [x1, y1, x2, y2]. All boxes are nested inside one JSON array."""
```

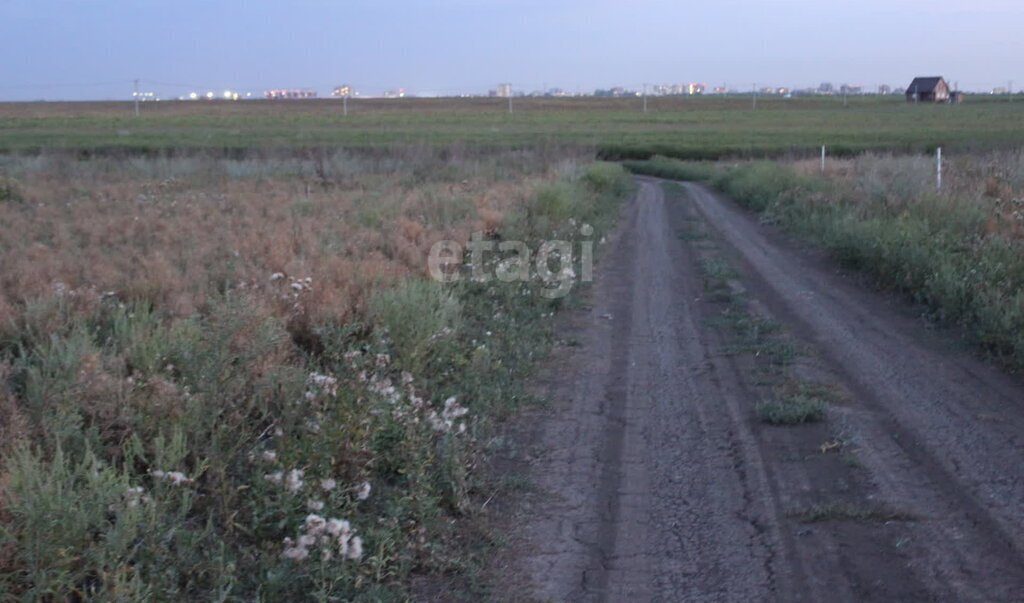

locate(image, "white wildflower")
[[347, 536, 363, 560], [282, 540, 310, 561], [285, 469, 305, 493], [326, 518, 351, 537], [124, 486, 148, 508], [307, 372, 338, 397], [264, 471, 284, 484], [270, 272, 285, 282], [151, 469, 193, 486], [442, 396, 469, 422], [355, 481, 371, 501], [298, 533, 318, 548], [320, 478, 337, 492], [307, 499, 324, 511], [261, 450, 277, 463], [166, 471, 192, 485]]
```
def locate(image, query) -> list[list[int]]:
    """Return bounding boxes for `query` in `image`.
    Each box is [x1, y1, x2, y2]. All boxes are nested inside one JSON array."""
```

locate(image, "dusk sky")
[[1, 0, 1021, 100]]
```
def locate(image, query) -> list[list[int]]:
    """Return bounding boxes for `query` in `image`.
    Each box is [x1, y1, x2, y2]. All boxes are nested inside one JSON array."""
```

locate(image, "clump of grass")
[[369, 279, 461, 375], [0, 174, 22, 203], [678, 226, 708, 241], [757, 379, 832, 425], [699, 257, 739, 285], [793, 501, 916, 523]]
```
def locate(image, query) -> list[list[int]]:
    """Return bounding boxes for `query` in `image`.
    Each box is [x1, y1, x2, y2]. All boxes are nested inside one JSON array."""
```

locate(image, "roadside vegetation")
[[633, 151, 1024, 369], [0, 148, 631, 599]]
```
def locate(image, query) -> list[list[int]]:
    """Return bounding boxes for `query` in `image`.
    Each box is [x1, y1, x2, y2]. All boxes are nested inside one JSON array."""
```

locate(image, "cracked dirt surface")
[[490, 177, 1024, 601]]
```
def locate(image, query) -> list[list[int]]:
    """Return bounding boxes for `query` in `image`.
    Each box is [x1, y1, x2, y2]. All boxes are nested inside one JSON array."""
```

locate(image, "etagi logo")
[[428, 224, 595, 299]]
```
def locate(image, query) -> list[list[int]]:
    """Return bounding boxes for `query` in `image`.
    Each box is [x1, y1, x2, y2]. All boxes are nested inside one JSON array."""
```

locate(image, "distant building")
[[331, 85, 354, 98], [818, 82, 834, 94], [688, 82, 706, 95], [878, 85, 892, 95], [840, 84, 862, 95], [495, 83, 513, 98], [905, 76, 950, 102], [711, 86, 727, 94], [265, 89, 317, 100], [383, 89, 406, 99]]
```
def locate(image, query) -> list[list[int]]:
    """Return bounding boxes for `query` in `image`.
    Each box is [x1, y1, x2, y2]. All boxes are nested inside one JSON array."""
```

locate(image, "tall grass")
[[0, 149, 633, 598], [626, 152, 1024, 367]]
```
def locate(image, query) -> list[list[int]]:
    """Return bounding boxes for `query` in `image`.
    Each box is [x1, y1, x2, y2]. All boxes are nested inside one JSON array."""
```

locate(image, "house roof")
[[907, 77, 945, 94]]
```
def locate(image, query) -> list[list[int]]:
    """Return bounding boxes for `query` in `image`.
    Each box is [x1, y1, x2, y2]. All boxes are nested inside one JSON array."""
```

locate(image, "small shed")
[[906, 77, 950, 102]]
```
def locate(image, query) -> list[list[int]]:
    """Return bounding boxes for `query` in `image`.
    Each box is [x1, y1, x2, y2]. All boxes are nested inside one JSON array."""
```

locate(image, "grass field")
[[3, 95, 1024, 158]]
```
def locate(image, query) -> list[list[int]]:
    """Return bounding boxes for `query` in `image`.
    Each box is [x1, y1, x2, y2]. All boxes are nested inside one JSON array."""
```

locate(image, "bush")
[[0, 175, 22, 203], [369, 279, 461, 375], [582, 161, 633, 198]]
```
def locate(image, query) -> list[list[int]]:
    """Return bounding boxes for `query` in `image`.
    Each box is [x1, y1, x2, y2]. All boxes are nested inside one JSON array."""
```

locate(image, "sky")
[[1, 0, 1021, 100]]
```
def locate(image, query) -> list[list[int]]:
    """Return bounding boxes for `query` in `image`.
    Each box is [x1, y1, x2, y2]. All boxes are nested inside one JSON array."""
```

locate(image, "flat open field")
[[2, 95, 1024, 158], [4, 95, 1024, 599]]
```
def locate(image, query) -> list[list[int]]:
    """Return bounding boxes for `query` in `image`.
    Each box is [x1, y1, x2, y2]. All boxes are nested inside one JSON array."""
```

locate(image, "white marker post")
[[936, 147, 943, 189], [821, 145, 826, 174]]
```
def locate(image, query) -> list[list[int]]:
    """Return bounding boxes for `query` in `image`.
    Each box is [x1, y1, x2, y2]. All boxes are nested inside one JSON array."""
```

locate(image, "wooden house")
[[906, 77, 950, 103]]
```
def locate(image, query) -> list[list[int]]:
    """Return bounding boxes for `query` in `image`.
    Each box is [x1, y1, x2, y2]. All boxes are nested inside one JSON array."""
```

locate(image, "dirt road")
[[497, 177, 1024, 601]]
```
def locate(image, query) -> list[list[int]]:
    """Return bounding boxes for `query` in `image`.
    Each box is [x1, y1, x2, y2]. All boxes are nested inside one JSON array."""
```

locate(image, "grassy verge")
[[0, 151, 631, 599], [635, 153, 1024, 369]]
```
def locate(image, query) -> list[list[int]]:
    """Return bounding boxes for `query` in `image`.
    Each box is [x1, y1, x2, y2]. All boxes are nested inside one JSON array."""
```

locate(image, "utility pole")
[[508, 90, 513, 114], [752, 83, 757, 110], [133, 78, 140, 117], [1010, 80, 1014, 103], [642, 83, 648, 113], [343, 94, 348, 116]]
